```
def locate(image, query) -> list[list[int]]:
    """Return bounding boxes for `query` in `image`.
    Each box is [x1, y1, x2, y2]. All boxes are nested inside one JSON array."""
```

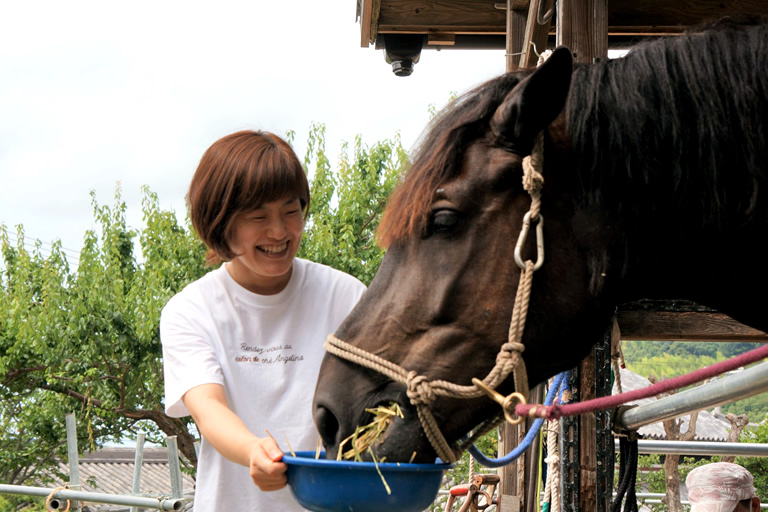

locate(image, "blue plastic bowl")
[[284, 451, 452, 512]]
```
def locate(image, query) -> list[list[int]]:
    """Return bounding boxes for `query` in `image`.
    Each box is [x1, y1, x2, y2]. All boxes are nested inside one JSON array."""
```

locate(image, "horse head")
[[313, 48, 616, 463]]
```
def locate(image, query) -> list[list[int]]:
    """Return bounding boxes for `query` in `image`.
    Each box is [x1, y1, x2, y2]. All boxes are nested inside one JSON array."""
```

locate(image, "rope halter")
[[323, 132, 546, 464]]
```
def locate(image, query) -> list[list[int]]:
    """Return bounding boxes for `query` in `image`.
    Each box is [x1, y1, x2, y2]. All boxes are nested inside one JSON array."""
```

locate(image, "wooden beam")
[[505, 0, 528, 71], [427, 32, 456, 45], [377, 0, 506, 34], [518, 0, 553, 68], [359, 0, 374, 47], [557, 0, 608, 63], [616, 311, 768, 343], [607, 0, 768, 29], [365, 0, 767, 43], [578, 352, 599, 512]]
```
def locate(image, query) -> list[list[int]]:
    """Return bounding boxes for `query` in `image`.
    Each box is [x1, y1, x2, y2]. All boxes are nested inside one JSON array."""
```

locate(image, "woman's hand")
[[248, 436, 288, 491]]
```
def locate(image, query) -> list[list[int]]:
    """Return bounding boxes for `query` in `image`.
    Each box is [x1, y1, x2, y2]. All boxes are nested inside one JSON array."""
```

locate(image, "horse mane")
[[377, 18, 768, 254], [567, 18, 767, 227], [376, 72, 530, 248]]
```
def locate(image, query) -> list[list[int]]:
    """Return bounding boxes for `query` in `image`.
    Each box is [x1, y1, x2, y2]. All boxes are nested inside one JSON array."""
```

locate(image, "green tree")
[[0, 124, 408, 492], [0, 187, 208, 486], [736, 420, 768, 492], [296, 123, 405, 284]]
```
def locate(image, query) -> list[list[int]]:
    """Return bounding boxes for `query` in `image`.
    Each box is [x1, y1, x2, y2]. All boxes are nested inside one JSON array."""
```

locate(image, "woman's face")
[[226, 196, 305, 294]]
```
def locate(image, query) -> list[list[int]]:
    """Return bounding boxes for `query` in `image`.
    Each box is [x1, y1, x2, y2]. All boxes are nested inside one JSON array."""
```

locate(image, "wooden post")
[[553, 3, 611, 511], [524, 385, 544, 512], [519, 0, 554, 68], [498, 423, 522, 509], [556, 0, 608, 63], [578, 354, 599, 511], [505, 0, 529, 72]]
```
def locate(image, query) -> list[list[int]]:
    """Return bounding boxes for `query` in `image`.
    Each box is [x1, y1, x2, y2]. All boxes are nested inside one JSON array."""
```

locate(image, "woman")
[[161, 130, 366, 511]]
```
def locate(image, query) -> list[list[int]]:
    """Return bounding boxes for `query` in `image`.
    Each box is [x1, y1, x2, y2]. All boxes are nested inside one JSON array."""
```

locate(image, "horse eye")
[[430, 210, 460, 233]]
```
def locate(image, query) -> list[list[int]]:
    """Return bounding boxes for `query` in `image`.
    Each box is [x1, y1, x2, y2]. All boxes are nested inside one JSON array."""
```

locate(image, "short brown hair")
[[188, 130, 310, 265]]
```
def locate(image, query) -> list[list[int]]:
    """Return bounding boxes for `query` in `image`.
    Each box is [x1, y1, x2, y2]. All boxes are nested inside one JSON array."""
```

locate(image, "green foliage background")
[[622, 341, 768, 419]]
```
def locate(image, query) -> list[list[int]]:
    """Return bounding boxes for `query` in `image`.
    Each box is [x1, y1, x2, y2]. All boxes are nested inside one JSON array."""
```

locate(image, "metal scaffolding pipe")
[[616, 439, 768, 457], [643, 499, 768, 510], [615, 360, 768, 431], [0, 485, 184, 511]]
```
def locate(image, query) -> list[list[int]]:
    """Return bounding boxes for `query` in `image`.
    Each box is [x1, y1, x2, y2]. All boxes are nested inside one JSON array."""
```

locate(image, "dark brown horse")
[[313, 19, 768, 464]]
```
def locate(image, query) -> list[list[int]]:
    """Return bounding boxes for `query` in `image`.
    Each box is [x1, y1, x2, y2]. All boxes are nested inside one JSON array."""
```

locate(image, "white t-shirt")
[[161, 258, 366, 512]]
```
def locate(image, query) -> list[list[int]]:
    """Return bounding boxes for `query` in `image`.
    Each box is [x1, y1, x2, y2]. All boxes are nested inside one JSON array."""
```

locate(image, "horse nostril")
[[314, 405, 340, 455]]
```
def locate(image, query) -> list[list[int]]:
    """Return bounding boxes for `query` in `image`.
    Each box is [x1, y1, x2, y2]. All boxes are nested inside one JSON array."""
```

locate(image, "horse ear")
[[490, 46, 573, 154]]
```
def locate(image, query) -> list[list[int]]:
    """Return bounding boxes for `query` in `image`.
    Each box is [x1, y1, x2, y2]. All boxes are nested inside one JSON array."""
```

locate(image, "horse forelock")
[[566, 19, 768, 231], [376, 72, 531, 248]]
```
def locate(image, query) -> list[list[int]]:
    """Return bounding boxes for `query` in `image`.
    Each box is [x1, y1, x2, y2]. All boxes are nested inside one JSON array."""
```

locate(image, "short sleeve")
[[160, 293, 225, 418]]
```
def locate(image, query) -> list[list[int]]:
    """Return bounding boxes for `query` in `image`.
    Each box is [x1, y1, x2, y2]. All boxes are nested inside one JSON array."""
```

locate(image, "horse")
[[312, 18, 768, 465]]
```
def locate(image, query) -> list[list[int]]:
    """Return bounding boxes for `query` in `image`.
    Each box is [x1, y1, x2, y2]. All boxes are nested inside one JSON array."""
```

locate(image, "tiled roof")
[[48, 447, 196, 511]]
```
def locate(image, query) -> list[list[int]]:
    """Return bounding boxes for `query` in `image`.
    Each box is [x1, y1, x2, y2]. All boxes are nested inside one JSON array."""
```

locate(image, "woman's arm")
[[183, 383, 288, 491]]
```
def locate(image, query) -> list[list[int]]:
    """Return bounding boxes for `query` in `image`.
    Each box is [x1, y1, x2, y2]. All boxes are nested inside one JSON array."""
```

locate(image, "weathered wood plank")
[[518, 0, 553, 68], [607, 0, 768, 28], [359, 0, 373, 47], [377, 0, 507, 33], [616, 310, 768, 342], [557, 0, 608, 63], [368, 0, 766, 38], [578, 349, 598, 512], [506, 2, 528, 71]]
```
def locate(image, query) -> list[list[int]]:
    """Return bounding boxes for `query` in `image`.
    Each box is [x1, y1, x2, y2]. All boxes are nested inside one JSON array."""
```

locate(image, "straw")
[[337, 403, 403, 461]]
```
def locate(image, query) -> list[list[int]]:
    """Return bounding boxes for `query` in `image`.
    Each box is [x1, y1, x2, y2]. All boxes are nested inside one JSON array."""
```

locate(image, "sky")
[[0, 1, 506, 266]]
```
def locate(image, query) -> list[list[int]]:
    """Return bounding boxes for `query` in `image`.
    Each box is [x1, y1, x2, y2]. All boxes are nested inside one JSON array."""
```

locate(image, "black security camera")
[[381, 34, 424, 77]]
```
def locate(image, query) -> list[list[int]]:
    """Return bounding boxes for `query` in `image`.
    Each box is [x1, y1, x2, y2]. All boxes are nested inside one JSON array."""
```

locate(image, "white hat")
[[686, 462, 756, 512]]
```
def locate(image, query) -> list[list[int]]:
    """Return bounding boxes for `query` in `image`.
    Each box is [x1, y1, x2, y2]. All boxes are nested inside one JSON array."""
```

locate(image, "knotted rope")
[[325, 334, 528, 463]]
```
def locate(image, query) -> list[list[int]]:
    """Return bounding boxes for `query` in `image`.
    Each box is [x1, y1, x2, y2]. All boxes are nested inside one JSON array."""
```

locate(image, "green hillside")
[[620, 341, 768, 421]]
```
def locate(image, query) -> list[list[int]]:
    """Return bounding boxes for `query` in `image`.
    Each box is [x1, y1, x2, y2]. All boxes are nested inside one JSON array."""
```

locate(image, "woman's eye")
[[430, 210, 459, 232]]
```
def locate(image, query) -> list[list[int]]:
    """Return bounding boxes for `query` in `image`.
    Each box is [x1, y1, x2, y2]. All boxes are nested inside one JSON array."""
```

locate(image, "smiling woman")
[[160, 130, 367, 512], [226, 197, 306, 295]]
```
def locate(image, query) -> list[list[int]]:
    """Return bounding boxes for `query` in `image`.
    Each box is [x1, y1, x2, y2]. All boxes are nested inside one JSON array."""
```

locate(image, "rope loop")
[[407, 371, 436, 405], [45, 486, 70, 512]]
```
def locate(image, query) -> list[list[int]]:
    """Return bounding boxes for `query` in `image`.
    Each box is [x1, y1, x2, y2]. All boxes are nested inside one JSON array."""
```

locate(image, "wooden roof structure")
[[356, 0, 767, 73]]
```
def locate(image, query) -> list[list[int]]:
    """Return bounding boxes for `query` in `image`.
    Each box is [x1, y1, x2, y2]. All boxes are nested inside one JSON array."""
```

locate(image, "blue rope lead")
[[467, 371, 569, 468]]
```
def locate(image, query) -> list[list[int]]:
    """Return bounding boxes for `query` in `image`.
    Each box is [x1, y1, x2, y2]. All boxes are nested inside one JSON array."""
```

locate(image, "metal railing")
[[0, 412, 190, 511]]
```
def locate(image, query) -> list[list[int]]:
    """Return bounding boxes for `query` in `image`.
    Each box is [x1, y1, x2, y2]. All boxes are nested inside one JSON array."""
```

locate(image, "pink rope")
[[516, 343, 768, 420]]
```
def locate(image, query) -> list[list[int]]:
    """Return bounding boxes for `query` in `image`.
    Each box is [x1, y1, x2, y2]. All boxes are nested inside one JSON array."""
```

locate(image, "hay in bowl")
[[284, 451, 452, 512]]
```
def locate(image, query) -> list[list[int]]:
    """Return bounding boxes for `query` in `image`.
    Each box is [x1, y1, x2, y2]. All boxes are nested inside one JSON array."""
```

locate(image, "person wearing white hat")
[[686, 462, 761, 512]]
